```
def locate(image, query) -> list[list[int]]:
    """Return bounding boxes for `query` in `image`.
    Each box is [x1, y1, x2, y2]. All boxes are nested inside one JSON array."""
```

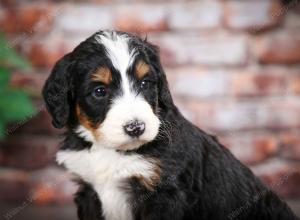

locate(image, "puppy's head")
[[43, 31, 173, 151]]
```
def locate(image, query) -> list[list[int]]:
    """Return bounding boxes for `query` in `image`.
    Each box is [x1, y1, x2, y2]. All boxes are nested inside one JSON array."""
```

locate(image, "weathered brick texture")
[[153, 33, 248, 67], [1, 0, 300, 205], [224, 0, 283, 31], [0, 4, 54, 34], [254, 33, 300, 64], [280, 132, 300, 161], [115, 4, 168, 32], [219, 133, 279, 165], [168, 1, 222, 30]]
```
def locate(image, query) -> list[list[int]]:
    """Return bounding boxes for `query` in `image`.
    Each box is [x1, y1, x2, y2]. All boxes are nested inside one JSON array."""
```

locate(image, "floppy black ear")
[[145, 42, 174, 111], [42, 53, 73, 129], [156, 58, 174, 111]]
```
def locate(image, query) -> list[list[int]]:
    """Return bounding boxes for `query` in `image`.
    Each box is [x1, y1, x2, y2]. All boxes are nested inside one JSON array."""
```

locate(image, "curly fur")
[[43, 30, 299, 220]]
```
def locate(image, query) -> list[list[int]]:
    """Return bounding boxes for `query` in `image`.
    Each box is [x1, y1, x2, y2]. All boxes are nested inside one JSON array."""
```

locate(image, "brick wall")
[[1, 0, 300, 205]]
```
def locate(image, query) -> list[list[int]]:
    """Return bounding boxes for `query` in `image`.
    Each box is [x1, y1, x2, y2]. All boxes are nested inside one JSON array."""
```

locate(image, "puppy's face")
[[74, 33, 160, 150], [43, 31, 171, 151]]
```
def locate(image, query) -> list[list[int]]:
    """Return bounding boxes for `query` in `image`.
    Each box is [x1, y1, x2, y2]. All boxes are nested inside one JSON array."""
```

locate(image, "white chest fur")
[[56, 148, 157, 220]]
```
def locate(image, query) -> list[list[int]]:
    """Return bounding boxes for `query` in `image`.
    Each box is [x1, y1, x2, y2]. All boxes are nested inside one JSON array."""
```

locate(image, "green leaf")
[[0, 67, 9, 89], [0, 33, 34, 140], [0, 121, 5, 140], [0, 34, 30, 70], [0, 89, 36, 122]]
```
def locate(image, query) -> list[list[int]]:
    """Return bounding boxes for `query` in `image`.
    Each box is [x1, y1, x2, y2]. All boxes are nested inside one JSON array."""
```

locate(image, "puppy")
[[42, 30, 298, 220]]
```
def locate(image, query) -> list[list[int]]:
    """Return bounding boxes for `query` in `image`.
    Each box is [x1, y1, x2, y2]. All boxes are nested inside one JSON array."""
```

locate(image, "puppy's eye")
[[92, 86, 107, 98], [140, 80, 151, 90]]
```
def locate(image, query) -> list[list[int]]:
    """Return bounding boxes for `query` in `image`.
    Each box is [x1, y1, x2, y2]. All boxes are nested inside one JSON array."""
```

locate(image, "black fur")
[[43, 31, 299, 220], [75, 182, 104, 220], [42, 53, 73, 128]]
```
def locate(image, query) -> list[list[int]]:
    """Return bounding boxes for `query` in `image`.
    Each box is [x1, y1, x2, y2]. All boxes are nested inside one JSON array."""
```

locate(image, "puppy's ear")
[[42, 53, 73, 129], [156, 58, 174, 111], [145, 43, 174, 111]]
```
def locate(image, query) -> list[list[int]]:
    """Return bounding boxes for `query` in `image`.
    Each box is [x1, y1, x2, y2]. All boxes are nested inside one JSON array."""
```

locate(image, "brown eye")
[[140, 80, 151, 90], [93, 86, 107, 98]]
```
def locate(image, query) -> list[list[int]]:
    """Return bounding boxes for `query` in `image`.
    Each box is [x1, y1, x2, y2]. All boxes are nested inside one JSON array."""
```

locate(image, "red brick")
[[0, 4, 54, 34], [168, 67, 292, 99], [21, 34, 82, 68], [169, 1, 222, 30], [0, 135, 61, 170], [224, 0, 283, 32], [265, 99, 300, 130], [219, 134, 278, 165], [27, 42, 66, 68], [280, 132, 300, 160], [231, 68, 288, 97], [194, 101, 262, 132], [184, 99, 300, 132], [55, 5, 113, 34], [114, 5, 168, 33], [150, 33, 248, 67], [251, 160, 300, 199], [254, 33, 300, 64], [166, 67, 230, 99]]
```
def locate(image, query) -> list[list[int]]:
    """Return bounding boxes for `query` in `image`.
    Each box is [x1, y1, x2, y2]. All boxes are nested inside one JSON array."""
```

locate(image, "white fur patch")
[[95, 31, 136, 95], [57, 148, 157, 220], [86, 31, 160, 151]]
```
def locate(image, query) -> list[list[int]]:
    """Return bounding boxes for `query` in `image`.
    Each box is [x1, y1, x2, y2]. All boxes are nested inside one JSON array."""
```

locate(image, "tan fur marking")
[[92, 67, 112, 84], [76, 103, 100, 140], [135, 60, 150, 79], [132, 159, 161, 191]]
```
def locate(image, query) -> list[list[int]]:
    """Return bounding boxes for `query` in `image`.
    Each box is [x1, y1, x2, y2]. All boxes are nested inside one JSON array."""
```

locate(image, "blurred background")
[[0, 0, 300, 219]]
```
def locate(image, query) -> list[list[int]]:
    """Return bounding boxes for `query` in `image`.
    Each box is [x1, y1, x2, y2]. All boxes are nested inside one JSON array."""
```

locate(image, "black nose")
[[124, 120, 145, 138]]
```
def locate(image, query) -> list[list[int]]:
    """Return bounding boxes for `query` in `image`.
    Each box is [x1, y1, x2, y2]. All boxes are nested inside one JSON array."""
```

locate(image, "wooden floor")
[[1, 201, 300, 220]]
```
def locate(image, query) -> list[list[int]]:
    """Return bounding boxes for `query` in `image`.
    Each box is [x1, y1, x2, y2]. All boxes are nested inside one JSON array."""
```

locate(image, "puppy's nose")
[[124, 120, 145, 138]]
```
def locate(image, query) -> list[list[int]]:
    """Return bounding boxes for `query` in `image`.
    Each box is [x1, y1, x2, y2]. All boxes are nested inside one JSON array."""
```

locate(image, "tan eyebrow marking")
[[135, 60, 150, 79], [91, 67, 112, 84]]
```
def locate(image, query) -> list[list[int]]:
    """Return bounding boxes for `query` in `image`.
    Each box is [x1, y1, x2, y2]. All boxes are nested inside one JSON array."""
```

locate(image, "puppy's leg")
[[74, 182, 104, 220]]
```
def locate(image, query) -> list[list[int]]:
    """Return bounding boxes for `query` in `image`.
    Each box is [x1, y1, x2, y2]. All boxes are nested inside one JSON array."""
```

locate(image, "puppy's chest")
[[56, 149, 159, 220]]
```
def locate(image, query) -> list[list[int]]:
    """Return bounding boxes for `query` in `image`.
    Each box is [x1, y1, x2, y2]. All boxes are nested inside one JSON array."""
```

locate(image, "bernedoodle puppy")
[[42, 30, 299, 220]]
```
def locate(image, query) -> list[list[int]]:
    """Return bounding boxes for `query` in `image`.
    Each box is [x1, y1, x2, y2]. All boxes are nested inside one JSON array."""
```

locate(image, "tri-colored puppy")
[[43, 30, 298, 220]]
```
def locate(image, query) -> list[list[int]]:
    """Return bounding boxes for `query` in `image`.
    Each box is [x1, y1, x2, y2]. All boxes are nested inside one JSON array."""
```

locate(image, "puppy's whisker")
[[156, 119, 175, 146]]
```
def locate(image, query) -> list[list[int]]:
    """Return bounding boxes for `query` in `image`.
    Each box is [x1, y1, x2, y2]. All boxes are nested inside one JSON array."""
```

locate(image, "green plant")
[[0, 34, 35, 139]]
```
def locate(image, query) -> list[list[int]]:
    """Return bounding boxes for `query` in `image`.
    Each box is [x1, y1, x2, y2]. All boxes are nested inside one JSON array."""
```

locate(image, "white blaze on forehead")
[[95, 32, 136, 95], [78, 31, 162, 152]]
